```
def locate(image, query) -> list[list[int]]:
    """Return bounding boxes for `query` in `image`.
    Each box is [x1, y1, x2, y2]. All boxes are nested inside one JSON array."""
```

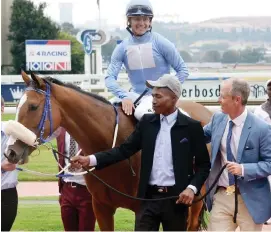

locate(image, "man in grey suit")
[[204, 78, 271, 231]]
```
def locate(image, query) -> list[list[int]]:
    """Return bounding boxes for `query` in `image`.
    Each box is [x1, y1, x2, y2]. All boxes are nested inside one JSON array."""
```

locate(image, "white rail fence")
[[1, 72, 271, 104]]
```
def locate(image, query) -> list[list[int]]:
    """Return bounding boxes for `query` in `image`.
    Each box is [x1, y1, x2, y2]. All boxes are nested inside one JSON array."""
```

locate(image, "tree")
[[57, 32, 84, 74], [202, 50, 221, 62], [101, 37, 119, 63], [240, 48, 264, 63], [60, 22, 80, 35], [179, 50, 193, 62], [201, 43, 229, 51], [264, 56, 271, 63], [8, 0, 59, 73], [221, 50, 240, 63]]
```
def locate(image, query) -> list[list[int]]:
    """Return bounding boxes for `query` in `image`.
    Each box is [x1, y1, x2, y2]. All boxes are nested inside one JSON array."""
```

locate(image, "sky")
[[33, 0, 271, 28]]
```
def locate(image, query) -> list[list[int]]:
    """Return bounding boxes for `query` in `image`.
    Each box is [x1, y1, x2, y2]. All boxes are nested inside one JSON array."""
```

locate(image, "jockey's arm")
[[105, 42, 129, 100], [157, 35, 189, 83]]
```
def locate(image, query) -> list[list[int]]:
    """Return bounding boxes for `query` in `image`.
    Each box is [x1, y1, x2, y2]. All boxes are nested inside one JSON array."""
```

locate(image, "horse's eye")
[[29, 104, 38, 111]]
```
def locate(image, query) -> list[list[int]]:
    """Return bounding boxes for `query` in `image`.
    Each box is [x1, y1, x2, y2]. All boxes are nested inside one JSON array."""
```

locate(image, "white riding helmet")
[[126, 0, 153, 17]]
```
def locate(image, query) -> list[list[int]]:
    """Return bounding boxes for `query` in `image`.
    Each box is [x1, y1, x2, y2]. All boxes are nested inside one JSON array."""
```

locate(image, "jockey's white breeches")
[[109, 92, 153, 120], [110, 92, 189, 120]]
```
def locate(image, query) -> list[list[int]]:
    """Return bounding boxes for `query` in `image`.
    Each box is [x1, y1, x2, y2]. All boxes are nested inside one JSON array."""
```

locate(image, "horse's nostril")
[[6, 149, 18, 164]]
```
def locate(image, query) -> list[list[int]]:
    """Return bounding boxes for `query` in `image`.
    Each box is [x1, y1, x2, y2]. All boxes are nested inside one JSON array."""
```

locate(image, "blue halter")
[[25, 83, 53, 144]]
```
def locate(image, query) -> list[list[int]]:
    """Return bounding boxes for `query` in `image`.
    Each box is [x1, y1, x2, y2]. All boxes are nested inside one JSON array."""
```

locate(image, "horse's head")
[[4, 71, 62, 164]]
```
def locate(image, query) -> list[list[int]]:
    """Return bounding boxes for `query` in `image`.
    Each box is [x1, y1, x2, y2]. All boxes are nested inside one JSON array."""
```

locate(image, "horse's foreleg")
[[187, 185, 207, 231], [92, 199, 116, 231], [187, 198, 203, 231]]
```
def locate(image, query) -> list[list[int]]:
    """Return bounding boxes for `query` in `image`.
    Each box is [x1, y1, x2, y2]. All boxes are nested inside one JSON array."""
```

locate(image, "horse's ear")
[[21, 70, 31, 86], [30, 72, 44, 89]]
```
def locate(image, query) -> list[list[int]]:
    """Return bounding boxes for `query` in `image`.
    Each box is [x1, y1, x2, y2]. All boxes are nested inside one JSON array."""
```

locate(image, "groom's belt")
[[63, 181, 86, 188], [217, 186, 241, 195], [147, 185, 176, 194]]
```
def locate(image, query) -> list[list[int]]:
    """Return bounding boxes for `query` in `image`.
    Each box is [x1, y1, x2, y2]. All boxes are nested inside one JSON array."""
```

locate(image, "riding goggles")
[[126, 5, 153, 17]]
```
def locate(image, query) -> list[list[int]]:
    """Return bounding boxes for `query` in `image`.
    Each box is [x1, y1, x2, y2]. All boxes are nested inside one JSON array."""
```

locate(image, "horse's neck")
[[53, 87, 116, 154]]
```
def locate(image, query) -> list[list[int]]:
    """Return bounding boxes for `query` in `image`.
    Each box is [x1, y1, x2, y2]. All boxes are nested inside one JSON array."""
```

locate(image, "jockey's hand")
[[176, 188, 195, 205], [122, 98, 134, 116], [70, 156, 90, 168]]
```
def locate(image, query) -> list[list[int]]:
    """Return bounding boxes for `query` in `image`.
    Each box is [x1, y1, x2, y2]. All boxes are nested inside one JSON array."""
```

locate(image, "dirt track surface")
[[17, 181, 58, 197]]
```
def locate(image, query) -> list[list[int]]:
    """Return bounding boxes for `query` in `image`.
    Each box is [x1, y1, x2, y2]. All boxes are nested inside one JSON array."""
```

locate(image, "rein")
[[16, 140, 231, 204], [16, 142, 95, 178], [81, 163, 229, 203], [16, 82, 120, 176], [18, 84, 239, 221]]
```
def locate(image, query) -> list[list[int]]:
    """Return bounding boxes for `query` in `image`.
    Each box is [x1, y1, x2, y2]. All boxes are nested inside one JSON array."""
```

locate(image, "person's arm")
[[105, 42, 129, 99], [242, 125, 271, 181], [1, 160, 16, 172], [203, 113, 216, 144], [157, 35, 189, 83], [71, 115, 146, 169], [189, 122, 211, 192]]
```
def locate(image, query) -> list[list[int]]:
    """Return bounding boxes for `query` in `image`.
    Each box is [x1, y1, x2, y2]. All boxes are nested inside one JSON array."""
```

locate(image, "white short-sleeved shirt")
[[254, 105, 271, 125]]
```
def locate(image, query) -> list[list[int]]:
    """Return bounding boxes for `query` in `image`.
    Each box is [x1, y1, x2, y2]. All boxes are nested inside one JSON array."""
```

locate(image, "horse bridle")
[[19, 81, 120, 173], [19, 83, 239, 223], [25, 82, 54, 144], [4, 83, 54, 164]]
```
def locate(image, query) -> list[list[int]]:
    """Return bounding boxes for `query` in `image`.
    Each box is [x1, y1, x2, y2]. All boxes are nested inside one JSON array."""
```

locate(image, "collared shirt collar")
[[229, 109, 248, 126], [160, 110, 178, 124]]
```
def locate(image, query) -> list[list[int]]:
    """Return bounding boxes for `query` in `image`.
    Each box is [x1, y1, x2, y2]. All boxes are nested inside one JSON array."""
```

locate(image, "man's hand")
[[226, 161, 242, 176], [70, 156, 90, 168], [122, 98, 134, 115], [1, 160, 16, 172], [176, 188, 195, 205]]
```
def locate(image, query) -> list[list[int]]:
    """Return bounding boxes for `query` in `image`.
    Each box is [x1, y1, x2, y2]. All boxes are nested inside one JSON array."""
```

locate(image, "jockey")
[[106, 0, 189, 119]]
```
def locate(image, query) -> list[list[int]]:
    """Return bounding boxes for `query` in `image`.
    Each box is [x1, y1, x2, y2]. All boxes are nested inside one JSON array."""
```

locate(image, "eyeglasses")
[[127, 5, 153, 16]]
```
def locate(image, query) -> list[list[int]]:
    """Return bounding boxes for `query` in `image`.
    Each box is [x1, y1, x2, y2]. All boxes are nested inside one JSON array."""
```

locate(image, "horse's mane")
[[43, 77, 112, 105]]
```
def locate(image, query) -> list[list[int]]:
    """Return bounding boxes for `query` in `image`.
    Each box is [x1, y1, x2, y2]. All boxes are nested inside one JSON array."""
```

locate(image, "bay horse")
[[6, 71, 212, 231]]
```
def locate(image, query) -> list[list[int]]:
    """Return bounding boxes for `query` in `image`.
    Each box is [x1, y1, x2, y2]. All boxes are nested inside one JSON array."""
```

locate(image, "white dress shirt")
[[89, 110, 197, 194], [148, 111, 177, 186], [63, 132, 86, 186], [218, 109, 247, 187]]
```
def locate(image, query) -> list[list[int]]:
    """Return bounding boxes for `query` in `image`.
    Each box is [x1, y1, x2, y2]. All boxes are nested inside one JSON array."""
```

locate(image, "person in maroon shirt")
[[56, 128, 96, 231]]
